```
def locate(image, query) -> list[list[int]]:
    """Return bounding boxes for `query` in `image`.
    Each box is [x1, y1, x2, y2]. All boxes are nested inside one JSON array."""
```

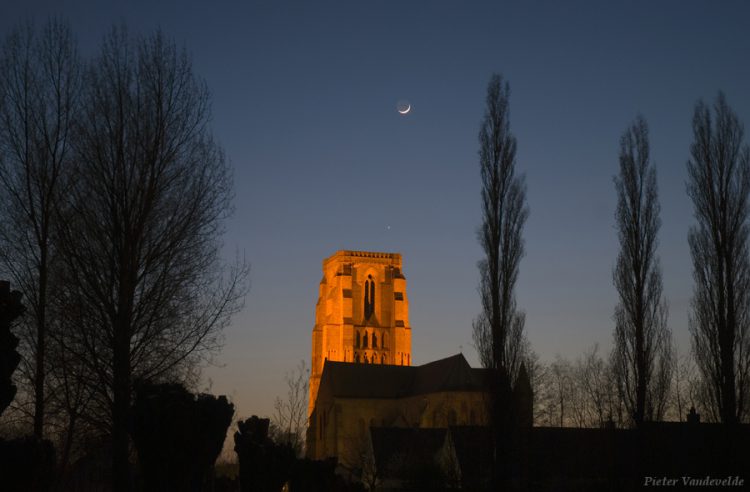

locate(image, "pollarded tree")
[[56, 27, 248, 490], [612, 116, 672, 426], [687, 93, 750, 424], [131, 382, 234, 492]]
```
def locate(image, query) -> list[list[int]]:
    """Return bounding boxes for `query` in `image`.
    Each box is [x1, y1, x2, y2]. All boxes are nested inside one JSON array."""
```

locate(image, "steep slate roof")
[[316, 354, 487, 403]]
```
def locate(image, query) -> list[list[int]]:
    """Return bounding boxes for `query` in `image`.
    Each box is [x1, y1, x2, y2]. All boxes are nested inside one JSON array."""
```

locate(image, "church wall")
[[308, 391, 490, 462]]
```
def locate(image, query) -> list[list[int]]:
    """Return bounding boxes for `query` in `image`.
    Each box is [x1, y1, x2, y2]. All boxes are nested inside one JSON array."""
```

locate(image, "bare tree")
[[547, 355, 573, 427], [474, 73, 528, 378], [687, 93, 750, 424], [474, 73, 528, 485], [271, 360, 308, 457], [55, 28, 247, 490], [534, 347, 625, 429], [612, 116, 673, 426], [0, 20, 80, 439]]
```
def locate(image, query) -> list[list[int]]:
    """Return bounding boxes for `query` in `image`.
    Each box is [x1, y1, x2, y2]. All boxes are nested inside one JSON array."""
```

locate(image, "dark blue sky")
[[4, 1, 749, 418]]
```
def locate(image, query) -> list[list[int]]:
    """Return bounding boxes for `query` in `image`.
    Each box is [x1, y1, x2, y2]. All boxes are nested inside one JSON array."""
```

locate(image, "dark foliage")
[[131, 382, 234, 492], [0, 280, 24, 416], [234, 416, 295, 492]]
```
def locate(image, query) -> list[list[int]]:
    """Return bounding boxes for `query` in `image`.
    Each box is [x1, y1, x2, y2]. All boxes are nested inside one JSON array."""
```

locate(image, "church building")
[[307, 251, 491, 466]]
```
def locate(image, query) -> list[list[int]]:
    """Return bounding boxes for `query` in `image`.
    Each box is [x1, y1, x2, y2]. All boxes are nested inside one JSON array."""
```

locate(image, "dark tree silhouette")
[[687, 93, 750, 424], [472, 73, 529, 488], [612, 116, 672, 426], [0, 20, 80, 439], [131, 382, 234, 492], [54, 28, 247, 490], [0, 280, 24, 416], [473, 74, 528, 381]]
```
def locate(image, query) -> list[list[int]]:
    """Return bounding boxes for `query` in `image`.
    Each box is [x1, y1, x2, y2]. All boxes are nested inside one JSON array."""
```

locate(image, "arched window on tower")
[[382, 332, 387, 349], [372, 333, 378, 348], [355, 331, 360, 348], [381, 354, 385, 364], [364, 275, 375, 320], [363, 332, 368, 348], [370, 277, 375, 316], [364, 354, 369, 364], [355, 352, 360, 363]]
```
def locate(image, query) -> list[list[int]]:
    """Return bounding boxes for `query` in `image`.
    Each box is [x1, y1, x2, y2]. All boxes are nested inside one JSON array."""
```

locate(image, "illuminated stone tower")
[[309, 250, 412, 415]]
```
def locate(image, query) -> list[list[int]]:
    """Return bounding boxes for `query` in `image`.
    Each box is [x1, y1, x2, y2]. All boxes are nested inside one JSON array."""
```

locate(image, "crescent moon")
[[398, 104, 411, 114]]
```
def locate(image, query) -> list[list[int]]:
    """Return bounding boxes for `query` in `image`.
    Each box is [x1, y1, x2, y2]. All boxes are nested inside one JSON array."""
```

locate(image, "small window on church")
[[364, 354, 369, 364], [395, 320, 405, 327], [394, 292, 403, 301], [355, 352, 360, 363], [343, 289, 352, 298], [363, 332, 368, 348], [356, 331, 360, 348], [381, 354, 385, 364], [382, 333, 387, 348], [372, 333, 378, 348], [343, 264, 352, 275]]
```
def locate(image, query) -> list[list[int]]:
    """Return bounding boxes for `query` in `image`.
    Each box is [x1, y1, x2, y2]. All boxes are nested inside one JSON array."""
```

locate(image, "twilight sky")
[[3, 1, 749, 420]]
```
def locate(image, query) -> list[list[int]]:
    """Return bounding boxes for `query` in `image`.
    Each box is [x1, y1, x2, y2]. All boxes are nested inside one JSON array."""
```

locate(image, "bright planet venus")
[[397, 99, 411, 114]]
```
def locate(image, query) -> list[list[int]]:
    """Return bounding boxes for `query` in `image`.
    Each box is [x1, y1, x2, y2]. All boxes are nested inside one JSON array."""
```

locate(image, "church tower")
[[309, 250, 412, 415]]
